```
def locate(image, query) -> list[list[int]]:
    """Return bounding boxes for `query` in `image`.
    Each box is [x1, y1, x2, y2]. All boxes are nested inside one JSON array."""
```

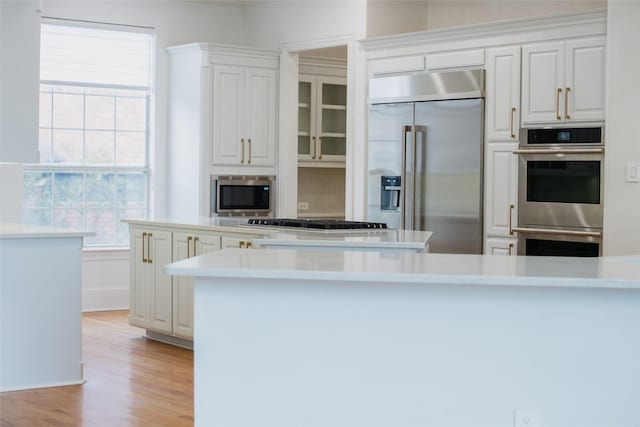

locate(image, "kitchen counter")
[[121, 216, 270, 235], [121, 217, 432, 252], [1, 223, 93, 392], [166, 249, 640, 289], [0, 222, 93, 239], [166, 250, 640, 427]]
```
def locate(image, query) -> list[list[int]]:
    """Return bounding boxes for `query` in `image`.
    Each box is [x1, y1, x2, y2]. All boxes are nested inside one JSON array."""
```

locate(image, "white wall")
[[243, 1, 367, 50], [0, 1, 41, 164], [366, 0, 429, 37], [603, 0, 640, 256]]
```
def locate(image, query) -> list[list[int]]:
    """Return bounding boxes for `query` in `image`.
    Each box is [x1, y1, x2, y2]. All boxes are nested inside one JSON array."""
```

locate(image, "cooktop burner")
[[247, 218, 388, 230]]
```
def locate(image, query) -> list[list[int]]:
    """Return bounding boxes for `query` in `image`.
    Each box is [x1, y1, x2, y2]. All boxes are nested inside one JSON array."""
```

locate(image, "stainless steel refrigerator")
[[367, 69, 484, 254]]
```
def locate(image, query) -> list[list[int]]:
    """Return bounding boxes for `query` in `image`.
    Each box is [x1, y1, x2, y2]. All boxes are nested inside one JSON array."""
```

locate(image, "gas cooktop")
[[247, 218, 388, 230]]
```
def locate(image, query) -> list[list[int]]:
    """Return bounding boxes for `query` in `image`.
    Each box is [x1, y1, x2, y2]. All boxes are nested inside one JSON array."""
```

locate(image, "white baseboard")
[[81, 248, 130, 312], [82, 287, 129, 312]]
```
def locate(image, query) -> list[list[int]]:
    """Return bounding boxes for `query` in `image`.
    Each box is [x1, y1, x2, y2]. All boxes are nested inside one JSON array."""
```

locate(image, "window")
[[24, 21, 153, 246]]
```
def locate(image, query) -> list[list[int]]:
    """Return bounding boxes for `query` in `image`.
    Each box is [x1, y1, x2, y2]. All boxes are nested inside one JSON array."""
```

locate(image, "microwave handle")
[[513, 148, 604, 155]]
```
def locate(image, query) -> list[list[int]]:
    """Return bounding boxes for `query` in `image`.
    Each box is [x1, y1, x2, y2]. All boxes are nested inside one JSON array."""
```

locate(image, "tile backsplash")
[[297, 167, 345, 217]]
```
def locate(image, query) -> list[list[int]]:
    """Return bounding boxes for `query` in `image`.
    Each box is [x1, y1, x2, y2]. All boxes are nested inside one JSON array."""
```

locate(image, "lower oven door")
[[514, 227, 603, 257], [516, 149, 604, 229]]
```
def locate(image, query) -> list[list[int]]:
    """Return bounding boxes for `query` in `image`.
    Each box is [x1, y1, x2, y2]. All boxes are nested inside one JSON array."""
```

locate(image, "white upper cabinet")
[[565, 38, 607, 122], [212, 65, 277, 167], [485, 46, 521, 142], [521, 37, 606, 125], [298, 74, 347, 167]]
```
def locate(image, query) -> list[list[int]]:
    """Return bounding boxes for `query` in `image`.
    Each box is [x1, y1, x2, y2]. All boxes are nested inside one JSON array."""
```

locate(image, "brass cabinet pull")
[[556, 88, 562, 120], [311, 136, 316, 159], [318, 136, 322, 160], [247, 241, 253, 249], [508, 204, 515, 236], [565, 87, 571, 120], [240, 139, 245, 164], [142, 232, 147, 263], [187, 236, 192, 258], [508, 243, 514, 256], [193, 237, 199, 256], [510, 107, 516, 138], [147, 233, 153, 264], [247, 139, 252, 164], [239, 241, 245, 248]]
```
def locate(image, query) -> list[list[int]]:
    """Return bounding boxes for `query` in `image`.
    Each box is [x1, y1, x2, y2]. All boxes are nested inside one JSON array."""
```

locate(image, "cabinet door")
[[172, 232, 194, 338], [565, 37, 606, 122], [521, 41, 565, 124], [172, 232, 221, 339], [147, 230, 173, 334], [317, 76, 347, 163], [129, 227, 149, 328], [485, 237, 517, 256], [484, 142, 518, 237], [212, 65, 245, 165], [298, 75, 316, 161], [486, 46, 521, 141], [245, 68, 277, 166]]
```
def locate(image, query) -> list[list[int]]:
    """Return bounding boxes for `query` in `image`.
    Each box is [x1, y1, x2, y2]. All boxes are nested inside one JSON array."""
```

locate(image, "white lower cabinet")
[[172, 231, 222, 339], [129, 227, 173, 332], [129, 224, 262, 343], [485, 237, 517, 256]]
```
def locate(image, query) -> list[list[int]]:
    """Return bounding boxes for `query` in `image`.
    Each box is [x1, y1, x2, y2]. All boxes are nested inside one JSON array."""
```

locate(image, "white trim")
[[361, 9, 607, 53]]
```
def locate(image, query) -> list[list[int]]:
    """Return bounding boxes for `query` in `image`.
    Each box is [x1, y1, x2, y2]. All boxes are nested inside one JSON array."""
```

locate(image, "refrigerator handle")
[[401, 125, 412, 230]]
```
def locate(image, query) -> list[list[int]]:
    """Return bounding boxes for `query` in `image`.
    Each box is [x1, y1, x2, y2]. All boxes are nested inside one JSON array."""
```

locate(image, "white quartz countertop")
[[166, 249, 640, 290], [121, 217, 432, 249], [0, 222, 95, 239], [252, 229, 432, 250], [121, 216, 271, 236]]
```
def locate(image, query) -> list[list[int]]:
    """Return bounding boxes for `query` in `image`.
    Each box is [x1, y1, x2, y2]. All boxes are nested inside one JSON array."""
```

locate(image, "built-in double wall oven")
[[513, 127, 604, 256]]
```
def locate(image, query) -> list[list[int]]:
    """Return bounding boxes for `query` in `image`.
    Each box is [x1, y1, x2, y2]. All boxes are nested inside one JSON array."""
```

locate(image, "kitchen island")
[[166, 250, 640, 427], [121, 217, 432, 346], [0, 223, 93, 392]]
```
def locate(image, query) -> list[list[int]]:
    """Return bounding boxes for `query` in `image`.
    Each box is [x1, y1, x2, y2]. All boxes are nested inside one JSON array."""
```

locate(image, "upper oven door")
[[516, 149, 604, 229]]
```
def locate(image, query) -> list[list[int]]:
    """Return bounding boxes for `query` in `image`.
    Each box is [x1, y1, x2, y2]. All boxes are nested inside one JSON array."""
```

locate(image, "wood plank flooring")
[[0, 311, 193, 427]]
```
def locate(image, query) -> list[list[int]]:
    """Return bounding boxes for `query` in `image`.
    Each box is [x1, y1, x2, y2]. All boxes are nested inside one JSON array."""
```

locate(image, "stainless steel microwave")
[[210, 175, 275, 217]]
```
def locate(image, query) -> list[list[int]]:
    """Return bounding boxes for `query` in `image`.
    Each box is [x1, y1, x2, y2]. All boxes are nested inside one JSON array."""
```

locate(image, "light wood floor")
[[0, 311, 194, 427]]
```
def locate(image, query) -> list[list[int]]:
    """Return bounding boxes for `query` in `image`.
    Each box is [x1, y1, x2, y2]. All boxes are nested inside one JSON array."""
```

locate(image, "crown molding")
[[360, 9, 607, 56]]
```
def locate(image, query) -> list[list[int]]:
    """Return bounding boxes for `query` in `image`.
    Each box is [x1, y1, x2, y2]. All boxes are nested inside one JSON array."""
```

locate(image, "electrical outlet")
[[514, 410, 540, 427], [298, 202, 309, 210]]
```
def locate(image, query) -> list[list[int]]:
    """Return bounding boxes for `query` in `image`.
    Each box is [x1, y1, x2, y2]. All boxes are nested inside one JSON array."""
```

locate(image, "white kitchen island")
[[0, 223, 93, 392], [166, 250, 640, 427]]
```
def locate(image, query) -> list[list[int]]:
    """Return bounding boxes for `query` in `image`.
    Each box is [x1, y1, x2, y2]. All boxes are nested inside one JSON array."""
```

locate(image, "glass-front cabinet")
[[298, 74, 347, 166]]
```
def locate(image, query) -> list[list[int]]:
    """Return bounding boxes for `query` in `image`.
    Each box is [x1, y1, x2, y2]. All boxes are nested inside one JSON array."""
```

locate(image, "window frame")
[[24, 20, 155, 248]]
